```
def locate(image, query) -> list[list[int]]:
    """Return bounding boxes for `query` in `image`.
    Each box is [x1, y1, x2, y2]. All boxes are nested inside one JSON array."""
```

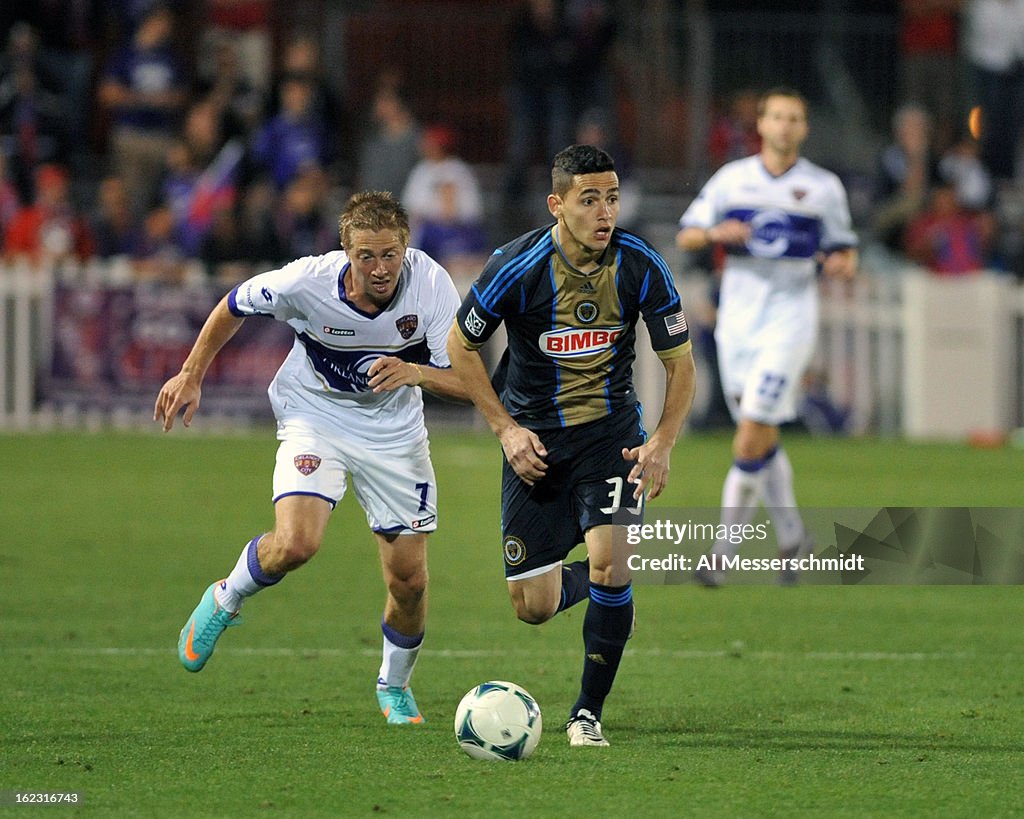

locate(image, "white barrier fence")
[[3, 262, 1024, 437], [0, 262, 52, 429], [818, 270, 1024, 437]]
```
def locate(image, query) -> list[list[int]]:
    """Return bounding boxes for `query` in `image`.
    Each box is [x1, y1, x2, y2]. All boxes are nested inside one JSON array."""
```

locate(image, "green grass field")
[[2, 429, 1023, 817]]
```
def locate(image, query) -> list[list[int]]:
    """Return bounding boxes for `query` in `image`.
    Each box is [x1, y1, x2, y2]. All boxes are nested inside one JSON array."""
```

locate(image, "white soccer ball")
[[454, 680, 542, 761]]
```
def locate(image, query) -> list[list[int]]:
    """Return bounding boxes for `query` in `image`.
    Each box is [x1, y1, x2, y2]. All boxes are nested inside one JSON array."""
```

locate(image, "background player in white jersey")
[[154, 191, 467, 724], [676, 87, 858, 585]]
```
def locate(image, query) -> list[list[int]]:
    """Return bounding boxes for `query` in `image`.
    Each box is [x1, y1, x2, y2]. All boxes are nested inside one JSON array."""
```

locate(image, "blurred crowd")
[[0, 0, 624, 284], [1, 0, 1023, 283], [692, 0, 1024, 280], [1, 2, 333, 280]]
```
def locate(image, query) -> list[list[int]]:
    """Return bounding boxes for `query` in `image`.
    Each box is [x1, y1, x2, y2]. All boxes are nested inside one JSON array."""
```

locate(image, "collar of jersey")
[[551, 225, 610, 278], [337, 261, 404, 318]]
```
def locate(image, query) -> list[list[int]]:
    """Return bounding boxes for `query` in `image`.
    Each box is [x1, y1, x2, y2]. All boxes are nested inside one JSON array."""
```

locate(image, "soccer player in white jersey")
[[154, 191, 467, 724], [676, 87, 858, 585]]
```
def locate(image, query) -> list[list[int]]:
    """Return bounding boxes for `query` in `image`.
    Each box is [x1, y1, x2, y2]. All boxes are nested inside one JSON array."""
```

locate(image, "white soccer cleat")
[[778, 532, 815, 586], [565, 709, 610, 747], [694, 563, 724, 588]]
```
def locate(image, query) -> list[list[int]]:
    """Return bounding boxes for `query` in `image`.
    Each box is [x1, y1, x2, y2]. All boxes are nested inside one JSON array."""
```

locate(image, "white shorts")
[[716, 273, 817, 426], [272, 420, 438, 534], [718, 337, 814, 426]]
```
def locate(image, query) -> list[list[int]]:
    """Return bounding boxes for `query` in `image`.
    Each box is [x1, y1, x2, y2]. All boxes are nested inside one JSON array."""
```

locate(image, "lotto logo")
[[464, 308, 486, 337], [539, 326, 624, 358]]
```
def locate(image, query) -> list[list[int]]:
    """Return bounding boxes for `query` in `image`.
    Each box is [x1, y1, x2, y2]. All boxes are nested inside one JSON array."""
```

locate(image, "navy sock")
[[571, 582, 633, 721], [556, 559, 590, 612]]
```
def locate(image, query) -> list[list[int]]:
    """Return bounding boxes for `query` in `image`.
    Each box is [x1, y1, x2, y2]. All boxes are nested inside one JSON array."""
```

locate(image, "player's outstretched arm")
[[446, 325, 548, 485], [676, 220, 752, 251], [622, 350, 696, 500], [821, 247, 859, 280], [367, 356, 471, 403], [153, 296, 245, 431]]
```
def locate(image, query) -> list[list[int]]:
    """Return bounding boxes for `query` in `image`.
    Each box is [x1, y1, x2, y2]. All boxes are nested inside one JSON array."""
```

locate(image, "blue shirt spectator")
[[251, 74, 327, 190]]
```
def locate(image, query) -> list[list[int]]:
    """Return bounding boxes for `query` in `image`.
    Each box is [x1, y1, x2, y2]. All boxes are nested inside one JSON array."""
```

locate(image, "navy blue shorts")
[[500, 404, 646, 579]]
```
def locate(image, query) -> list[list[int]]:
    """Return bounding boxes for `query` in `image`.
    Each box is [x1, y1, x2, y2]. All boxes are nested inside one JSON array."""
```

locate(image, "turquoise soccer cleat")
[[178, 581, 240, 672], [376, 685, 425, 725]]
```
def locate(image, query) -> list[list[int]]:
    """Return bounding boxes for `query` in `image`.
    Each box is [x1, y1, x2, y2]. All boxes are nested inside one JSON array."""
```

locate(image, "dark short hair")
[[551, 144, 616, 195], [338, 191, 410, 249], [757, 86, 808, 117]]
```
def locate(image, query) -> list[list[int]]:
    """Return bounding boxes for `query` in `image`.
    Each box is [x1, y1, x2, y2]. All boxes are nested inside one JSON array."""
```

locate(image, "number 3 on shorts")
[[599, 476, 644, 515]]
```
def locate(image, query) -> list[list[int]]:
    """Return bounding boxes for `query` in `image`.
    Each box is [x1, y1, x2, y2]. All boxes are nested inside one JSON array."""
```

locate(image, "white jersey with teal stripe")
[[228, 248, 460, 449]]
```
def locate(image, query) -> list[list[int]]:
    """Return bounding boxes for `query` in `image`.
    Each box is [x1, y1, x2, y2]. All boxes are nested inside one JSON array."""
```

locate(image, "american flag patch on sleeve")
[[664, 309, 688, 336]]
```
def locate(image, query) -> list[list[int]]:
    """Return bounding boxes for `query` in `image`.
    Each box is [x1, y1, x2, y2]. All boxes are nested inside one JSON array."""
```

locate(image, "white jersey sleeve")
[[410, 248, 461, 369], [227, 258, 311, 322], [678, 166, 729, 230], [819, 171, 858, 252]]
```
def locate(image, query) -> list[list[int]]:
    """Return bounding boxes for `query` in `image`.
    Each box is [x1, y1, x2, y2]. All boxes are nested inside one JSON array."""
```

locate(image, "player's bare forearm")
[[418, 365, 472, 403], [368, 357, 470, 403], [677, 221, 751, 251], [446, 325, 548, 483], [652, 349, 696, 446], [446, 327, 514, 435], [823, 247, 858, 280], [676, 225, 711, 251], [153, 296, 244, 431], [623, 350, 696, 499], [178, 297, 245, 379]]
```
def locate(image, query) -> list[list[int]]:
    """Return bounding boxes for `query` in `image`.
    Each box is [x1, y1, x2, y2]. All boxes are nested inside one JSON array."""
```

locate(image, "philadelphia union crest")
[[575, 301, 600, 324], [294, 454, 321, 476], [503, 536, 527, 566], [395, 314, 419, 339]]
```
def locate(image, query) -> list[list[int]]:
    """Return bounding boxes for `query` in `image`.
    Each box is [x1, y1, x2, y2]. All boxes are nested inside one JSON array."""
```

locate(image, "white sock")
[[377, 621, 423, 690], [712, 461, 767, 559], [214, 535, 281, 613], [762, 448, 805, 551]]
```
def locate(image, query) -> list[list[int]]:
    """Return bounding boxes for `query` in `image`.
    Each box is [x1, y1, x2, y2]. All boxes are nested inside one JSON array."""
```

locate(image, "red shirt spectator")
[[708, 89, 761, 170], [3, 163, 94, 263], [904, 183, 990, 275]]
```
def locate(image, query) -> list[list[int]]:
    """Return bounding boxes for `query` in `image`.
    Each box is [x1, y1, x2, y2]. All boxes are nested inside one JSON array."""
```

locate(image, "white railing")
[[3, 260, 1024, 437], [657, 266, 1024, 439], [0, 262, 53, 429], [818, 273, 905, 436]]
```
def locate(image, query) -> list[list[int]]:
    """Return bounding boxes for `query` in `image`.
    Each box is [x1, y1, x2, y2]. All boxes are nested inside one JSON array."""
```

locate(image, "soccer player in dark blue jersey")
[[448, 145, 696, 746]]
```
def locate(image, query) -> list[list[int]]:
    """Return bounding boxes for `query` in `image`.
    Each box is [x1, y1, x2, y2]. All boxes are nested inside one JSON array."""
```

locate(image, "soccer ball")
[[454, 680, 542, 761]]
